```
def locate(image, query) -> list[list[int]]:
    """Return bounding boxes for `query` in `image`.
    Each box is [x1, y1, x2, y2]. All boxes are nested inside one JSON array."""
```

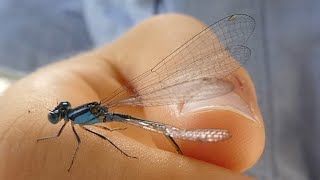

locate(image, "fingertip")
[[142, 70, 265, 172], [146, 105, 264, 172]]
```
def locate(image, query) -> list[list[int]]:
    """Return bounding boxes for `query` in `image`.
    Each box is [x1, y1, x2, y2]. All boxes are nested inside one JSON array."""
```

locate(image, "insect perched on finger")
[[36, 14, 255, 171]]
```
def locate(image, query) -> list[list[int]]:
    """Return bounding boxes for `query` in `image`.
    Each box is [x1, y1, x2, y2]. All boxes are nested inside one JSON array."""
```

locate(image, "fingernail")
[[180, 92, 259, 124]]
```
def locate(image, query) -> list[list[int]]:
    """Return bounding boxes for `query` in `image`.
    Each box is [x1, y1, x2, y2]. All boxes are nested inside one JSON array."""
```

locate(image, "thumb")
[[100, 14, 265, 172]]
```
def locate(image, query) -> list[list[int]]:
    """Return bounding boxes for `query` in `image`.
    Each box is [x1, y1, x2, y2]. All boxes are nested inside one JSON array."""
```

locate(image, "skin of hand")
[[0, 14, 264, 180]]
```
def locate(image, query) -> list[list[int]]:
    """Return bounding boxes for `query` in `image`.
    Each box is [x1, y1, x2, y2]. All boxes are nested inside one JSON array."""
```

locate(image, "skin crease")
[[0, 14, 264, 180]]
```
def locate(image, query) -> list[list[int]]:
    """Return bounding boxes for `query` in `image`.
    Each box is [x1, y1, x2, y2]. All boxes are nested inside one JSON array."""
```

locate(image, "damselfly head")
[[48, 101, 71, 124]]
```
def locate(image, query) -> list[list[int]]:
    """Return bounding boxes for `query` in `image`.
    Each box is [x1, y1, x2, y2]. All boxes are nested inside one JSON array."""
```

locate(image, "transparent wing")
[[111, 77, 234, 107], [102, 14, 255, 108]]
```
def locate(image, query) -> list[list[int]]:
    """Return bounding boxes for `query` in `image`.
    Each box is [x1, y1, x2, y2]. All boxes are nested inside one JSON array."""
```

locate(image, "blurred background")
[[0, 0, 319, 179]]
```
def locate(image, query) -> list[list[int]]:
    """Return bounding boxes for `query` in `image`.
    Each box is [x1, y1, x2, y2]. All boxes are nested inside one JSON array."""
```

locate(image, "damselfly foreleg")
[[37, 120, 68, 141]]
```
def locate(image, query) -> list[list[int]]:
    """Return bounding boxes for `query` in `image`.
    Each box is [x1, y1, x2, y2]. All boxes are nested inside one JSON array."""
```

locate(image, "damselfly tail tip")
[[223, 130, 232, 140], [207, 129, 232, 142]]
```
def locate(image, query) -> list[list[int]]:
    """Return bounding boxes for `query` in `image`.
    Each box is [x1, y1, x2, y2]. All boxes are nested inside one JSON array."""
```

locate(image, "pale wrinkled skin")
[[0, 14, 264, 180]]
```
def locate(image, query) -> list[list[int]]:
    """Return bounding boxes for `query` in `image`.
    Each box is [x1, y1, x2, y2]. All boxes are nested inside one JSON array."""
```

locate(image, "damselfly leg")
[[165, 135, 183, 154], [81, 126, 137, 159], [36, 120, 68, 141], [68, 123, 81, 172]]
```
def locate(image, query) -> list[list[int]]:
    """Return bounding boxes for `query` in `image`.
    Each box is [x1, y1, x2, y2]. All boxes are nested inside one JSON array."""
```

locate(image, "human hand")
[[0, 14, 264, 180]]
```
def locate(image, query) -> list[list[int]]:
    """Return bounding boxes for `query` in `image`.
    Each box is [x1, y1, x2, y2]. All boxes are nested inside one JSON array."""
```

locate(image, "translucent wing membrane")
[[112, 77, 234, 107], [102, 14, 255, 108]]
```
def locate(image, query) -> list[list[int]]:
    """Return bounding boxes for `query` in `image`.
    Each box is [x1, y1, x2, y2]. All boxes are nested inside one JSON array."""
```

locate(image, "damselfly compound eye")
[[48, 111, 60, 124]]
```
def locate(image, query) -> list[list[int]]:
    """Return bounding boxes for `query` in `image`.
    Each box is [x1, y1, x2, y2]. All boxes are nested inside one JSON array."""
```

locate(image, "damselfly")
[[37, 14, 255, 171]]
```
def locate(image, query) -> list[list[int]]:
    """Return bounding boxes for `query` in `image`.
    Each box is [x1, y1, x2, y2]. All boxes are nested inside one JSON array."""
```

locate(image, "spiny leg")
[[68, 123, 81, 172], [93, 125, 127, 131], [37, 120, 68, 142], [81, 126, 137, 159], [165, 135, 183, 154]]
